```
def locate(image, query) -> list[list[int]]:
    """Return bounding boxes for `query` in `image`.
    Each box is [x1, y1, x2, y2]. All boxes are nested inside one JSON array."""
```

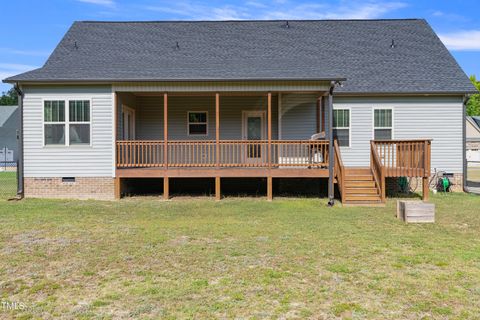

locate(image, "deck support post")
[[327, 84, 335, 206], [267, 92, 272, 169], [163, 177, 169, 200], [216, 93, 220, 168], [114, 177, 121, 199], [267, 176, 273, 201], [422, 177, 429, 201], [215, 176, 221, 201]]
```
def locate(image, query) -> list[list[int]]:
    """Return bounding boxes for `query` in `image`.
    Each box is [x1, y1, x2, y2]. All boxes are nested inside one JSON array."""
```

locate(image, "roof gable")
[[4, 19, 476, 94]]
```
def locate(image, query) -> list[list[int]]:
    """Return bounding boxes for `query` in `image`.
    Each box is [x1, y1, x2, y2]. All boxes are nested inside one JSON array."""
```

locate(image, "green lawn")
[[0, 171, 17, 199], [1, 194, 480, 319]]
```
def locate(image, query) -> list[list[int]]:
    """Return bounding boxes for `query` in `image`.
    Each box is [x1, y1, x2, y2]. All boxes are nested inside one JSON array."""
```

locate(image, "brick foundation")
[[386, 173, 464, 195], [25, 177, 115, 200]]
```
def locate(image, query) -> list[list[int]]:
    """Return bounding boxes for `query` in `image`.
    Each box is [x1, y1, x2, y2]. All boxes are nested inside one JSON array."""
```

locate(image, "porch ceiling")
[[113, 80, 337, 93]]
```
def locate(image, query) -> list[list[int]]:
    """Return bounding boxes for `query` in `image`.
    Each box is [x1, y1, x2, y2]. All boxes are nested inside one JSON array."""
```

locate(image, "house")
[[3, 19, 477, 204], [0, 105, 19, 165], [466, 116, 480, 163]]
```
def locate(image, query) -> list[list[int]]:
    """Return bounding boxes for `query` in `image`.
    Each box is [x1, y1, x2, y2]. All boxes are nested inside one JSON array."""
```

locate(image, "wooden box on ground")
[[397, 200, 435, 223]]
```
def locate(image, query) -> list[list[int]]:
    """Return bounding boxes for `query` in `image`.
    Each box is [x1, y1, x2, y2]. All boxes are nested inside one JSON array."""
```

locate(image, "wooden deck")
[[114, 138, 432, 204], [335, 139, 432, 205]]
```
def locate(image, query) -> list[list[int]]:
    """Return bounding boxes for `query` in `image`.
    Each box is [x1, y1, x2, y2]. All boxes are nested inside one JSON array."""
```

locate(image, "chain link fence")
[[467, 161, 480, 193], [0, 161, 17, 200]]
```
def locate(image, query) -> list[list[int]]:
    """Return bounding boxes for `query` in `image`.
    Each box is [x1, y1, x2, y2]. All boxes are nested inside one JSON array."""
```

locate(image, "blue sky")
[[1, 0, 479, 92]]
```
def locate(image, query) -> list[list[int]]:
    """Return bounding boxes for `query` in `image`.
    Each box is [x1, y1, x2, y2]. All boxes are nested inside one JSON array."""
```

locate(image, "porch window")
[[374, 109, 393, 140], [44, 100, 66, 145], [188, 111, 208, 135], [333, 109, 350, 147], [69, 100, 90, 145]]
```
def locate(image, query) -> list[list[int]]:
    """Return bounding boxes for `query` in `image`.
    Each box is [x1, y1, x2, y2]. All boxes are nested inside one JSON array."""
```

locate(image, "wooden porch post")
[[327, 86, 335, 206], [163, 93, 169, 200], [267, 177, 273, 201], [215, 176, 221, 201], [164, 93, 168, 168], [422, 140, 431, 201], [267, 92, 272, 168], [164, 177, 169, 200], [215, 93, 221, 201], [113, 92, 119, 199], [115, 177, 121, 199], [267, 93, 272, 201], [216, 93, 220, 168]]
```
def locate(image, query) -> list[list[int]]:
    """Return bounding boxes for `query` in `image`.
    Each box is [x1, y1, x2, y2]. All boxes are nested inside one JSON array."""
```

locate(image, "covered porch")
[[114, 88, 335, 201]]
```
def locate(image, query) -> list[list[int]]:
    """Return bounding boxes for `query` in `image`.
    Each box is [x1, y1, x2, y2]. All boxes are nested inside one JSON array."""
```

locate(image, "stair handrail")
[[370, 141, 386, 202], [334, 139, 345, 203]]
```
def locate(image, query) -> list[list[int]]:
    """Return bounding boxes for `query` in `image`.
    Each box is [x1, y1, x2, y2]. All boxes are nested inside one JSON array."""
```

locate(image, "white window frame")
[[42, 98, 93, 147], [372, 107, 394, 140], [187, 111, 208, 136], [332, 107, 351, 148]]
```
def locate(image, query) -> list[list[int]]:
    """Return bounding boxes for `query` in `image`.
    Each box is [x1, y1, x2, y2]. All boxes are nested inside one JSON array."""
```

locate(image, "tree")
[[467, 75, 480, 116], [0, 87, 18, 106]]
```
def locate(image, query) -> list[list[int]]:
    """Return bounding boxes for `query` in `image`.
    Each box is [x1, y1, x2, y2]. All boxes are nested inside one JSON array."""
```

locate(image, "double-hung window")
[[333, 109, 350, 147], [44, 100, 91, 146], [44, 100, 66, 145], [69, 100, 90, 145], [188, 111, 208, 135], [374, 109, 393, 140]]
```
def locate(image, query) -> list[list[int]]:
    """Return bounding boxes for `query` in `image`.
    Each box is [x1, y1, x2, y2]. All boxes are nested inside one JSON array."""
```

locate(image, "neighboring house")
[[0, 105, 19, 164], [466, 116, 480, 163], [3, 19, 477, 204]]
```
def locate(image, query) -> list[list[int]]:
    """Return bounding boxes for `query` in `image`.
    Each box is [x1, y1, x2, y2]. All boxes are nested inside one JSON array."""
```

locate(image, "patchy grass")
[[0, 171, 16, 199], [0, 194, 480, 318]]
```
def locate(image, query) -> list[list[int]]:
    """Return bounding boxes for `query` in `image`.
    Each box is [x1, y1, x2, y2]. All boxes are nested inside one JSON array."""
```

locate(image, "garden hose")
[[398, 177, 409, 193]]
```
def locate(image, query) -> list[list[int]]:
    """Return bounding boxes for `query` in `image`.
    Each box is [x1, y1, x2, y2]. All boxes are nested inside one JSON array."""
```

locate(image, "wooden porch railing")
[[370, 141, 386, 202], [116, 140, 329, 168], [371, 139, 432, 177], [370, 139, 432, 202], [333, 140, 345, 203]]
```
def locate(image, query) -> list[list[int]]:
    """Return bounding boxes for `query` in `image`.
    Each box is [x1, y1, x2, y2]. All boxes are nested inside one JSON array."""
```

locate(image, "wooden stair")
[[342, 168, 384, 206]]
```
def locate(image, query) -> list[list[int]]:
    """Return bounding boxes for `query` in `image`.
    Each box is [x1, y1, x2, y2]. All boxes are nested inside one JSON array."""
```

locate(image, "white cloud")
[[142, 1, 407, 20], [0, 48, 50, 57], [0, 63, 38, 81], [76, 0, 116, 7], [439, 30, 480, 51]]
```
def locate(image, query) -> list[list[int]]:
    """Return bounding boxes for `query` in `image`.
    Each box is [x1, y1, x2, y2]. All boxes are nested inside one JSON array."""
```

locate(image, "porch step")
[[340, 167, 384, 206], [344, 167, 371, 175], [345, 187, 378, 194], [345, 195, 382, 202], [345, 180, 376, 188], [345, 175, 373, 181]]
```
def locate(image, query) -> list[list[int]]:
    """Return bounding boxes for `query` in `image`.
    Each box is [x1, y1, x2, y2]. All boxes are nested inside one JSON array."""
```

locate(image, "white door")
[[122, 105, 135, 140], [242, 111, 266, 163]]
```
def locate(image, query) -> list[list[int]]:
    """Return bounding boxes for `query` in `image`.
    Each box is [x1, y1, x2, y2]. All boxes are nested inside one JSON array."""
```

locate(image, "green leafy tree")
[[0, 87, 18, 106], [467, 75, 480, 116]]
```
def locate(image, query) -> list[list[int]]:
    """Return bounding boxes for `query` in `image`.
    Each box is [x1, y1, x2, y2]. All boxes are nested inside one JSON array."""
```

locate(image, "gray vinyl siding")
[[136, 96, 164, 140], [22, 85, 114, 177], [333, 96, 464, 173], [280, 94, 318, 140], [123, 95, 279, 140]]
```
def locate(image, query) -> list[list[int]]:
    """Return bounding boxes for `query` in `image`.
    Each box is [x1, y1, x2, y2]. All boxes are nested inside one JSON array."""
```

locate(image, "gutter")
[[463, 94, 469, 193], [13, 83, 24, 199]]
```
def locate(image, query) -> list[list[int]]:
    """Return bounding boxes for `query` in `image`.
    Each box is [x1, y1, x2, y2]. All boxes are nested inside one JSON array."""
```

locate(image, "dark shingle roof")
[[4, 19, 477, 94]]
